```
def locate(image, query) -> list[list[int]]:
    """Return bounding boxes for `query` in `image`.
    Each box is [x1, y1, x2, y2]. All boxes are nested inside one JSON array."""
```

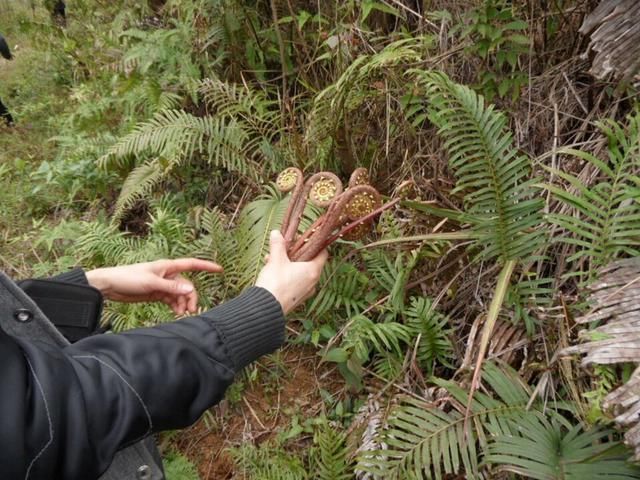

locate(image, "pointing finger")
[[163, 258, 224, 275]]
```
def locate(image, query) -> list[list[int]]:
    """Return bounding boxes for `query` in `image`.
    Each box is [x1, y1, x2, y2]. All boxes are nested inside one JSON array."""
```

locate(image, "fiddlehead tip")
[[345, 187, 382, 221], [348, 167, 370, 187], [276, 167, 303, 193], [308, 172, 343, 207]]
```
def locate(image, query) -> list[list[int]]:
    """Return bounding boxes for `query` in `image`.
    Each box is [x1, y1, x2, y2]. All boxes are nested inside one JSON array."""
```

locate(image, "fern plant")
[[309, 260, 371, 319], [404, 296, 454, 375], [311, 423, 354, 480], [357, 362, 639, 479], [304, 38, 422, 169], [99, 79, 282, 219], [231, 441, 308, 480], [545, 112, 640, 280], [418, 70, 544, 263], [486, 415, 639, 479], [412, 70, 546, 402]]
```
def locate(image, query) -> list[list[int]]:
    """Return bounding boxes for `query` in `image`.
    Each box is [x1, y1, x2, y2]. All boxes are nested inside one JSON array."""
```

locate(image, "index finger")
[[163, 258, 224, 275]]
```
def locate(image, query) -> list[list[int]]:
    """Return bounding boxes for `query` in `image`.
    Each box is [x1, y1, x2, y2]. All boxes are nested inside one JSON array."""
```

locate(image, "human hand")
[[86, 259, 223, 315], [255, 230, 328, 315]]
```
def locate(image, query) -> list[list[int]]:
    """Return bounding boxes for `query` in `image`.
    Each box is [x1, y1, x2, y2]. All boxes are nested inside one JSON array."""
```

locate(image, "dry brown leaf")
[[562, 257, 640, 460]]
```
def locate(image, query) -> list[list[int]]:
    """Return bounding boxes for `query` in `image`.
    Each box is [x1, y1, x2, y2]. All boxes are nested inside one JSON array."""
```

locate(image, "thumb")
[[268, 230, 289, 264], [152, 276, 194, 295]]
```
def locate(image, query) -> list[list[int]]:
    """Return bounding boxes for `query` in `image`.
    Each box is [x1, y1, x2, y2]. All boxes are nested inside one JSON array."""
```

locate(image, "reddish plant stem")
[[325, 197, 401, 247], [290, 189, 393, 261]]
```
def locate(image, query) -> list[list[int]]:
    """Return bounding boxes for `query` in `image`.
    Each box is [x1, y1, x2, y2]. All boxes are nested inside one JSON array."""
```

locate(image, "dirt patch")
[[172, 344, 343, 479]]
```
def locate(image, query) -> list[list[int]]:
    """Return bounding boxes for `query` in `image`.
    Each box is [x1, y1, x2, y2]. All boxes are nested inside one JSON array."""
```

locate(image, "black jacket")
[[0, 270, 284, 479]]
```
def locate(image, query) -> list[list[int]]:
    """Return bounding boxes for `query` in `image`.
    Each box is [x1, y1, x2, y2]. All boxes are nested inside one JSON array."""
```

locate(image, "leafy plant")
[[419, 70, 544, 263], [231, 441, 308, 480], [358, 362, 639, 479], [459, 0, 530, 100], [545, 113, 640, 280], [486, 416, 639, 479], [99, 79, 282, 218], [404, 296, 454, 375], [304, 39, 422, 169], [162, 450, 200, 480], [416, 69, 545, 405], [311, 422, 354, 480]]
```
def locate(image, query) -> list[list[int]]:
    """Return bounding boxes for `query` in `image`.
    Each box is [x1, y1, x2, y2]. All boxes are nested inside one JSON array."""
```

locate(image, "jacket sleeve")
[[47, 267, 90, 285], [11, 286, 284, 479]]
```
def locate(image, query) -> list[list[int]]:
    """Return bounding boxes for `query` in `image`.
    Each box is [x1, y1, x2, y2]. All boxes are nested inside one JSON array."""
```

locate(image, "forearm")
[[13, 287, 284, 478]]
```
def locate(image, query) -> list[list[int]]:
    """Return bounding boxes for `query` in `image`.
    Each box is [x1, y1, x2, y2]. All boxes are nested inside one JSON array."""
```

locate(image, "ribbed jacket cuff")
[[202, 287, 285, 370], [48, 268, 89, 286]]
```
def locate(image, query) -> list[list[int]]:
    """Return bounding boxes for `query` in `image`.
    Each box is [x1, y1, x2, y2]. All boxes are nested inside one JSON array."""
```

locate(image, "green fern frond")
[[417, 70, 544, 262], [199, 78, 279, 140], [231, 442, 308, 480], [486, 416, 640, 479], [312, 423, 354, 480], [304, 39, 421, 166], [404, 296, 454, 374], [546, 112, 640, 277], [101, 107, 269, 217], [309, 260, 370, 318], [357, 362, 565, 479], [231, 186, 289, 292], [344, 315, 410, 362], [113, 160, 168, 219], [372, 350, 405, 380]]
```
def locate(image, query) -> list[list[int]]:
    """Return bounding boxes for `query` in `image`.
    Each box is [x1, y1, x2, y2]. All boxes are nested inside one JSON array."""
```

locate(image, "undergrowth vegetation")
[[2, 0, 640, 478]]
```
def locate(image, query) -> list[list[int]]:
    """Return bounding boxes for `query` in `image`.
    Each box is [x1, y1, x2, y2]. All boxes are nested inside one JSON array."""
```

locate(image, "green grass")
[[0, 5, 72, 274]]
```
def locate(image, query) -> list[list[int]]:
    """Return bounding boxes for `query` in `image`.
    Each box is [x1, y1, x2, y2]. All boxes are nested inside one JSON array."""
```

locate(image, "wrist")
[[85, 268, 113, 298]]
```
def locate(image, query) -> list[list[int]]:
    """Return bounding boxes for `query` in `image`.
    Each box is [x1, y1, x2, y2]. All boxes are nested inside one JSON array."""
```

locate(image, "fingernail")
[[179, 284, 193, 293]]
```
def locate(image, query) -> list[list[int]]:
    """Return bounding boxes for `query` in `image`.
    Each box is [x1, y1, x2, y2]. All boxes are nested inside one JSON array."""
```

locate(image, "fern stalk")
[[465, 259, 516, 424]]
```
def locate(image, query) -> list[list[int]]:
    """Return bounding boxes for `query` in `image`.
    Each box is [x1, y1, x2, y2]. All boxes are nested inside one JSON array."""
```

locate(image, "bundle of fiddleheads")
[[276, 168, 405, 261]]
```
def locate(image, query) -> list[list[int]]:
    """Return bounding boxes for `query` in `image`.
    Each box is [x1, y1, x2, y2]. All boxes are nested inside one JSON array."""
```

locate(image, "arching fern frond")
[[404, 296, 454, 374], [229, 186, 289, 292], [486, 415, 640, 479], [199, 78, 279, 140], [100, 108, 266, 218], [417, 70, 544, 262], [359, 361, 639, 479], [343, 314, 410, 363], [304, 39, 421, 166], [100, 109, 255, 173], [113, 160, 167, 218], [308, 260, 370, 319], [231, 442, 308, 480], [545, 112, 640, 278], [357, 362, 558, 479]]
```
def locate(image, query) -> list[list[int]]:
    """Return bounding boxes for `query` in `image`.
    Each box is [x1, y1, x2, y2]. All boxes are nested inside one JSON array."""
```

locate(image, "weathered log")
[[581, 0, 640, 82]]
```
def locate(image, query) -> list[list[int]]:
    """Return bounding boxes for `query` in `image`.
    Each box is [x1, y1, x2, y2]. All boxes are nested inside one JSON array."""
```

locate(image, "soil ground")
[[173, 344, 344, 478]]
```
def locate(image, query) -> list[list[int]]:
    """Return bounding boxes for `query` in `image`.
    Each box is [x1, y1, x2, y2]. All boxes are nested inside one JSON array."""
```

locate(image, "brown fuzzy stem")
[[278, 168, 304, 247], [282, 172, 342, 246], [291, 197, 398, 261], [290, 185, 381, 261], [325, 197, 400, 246]]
